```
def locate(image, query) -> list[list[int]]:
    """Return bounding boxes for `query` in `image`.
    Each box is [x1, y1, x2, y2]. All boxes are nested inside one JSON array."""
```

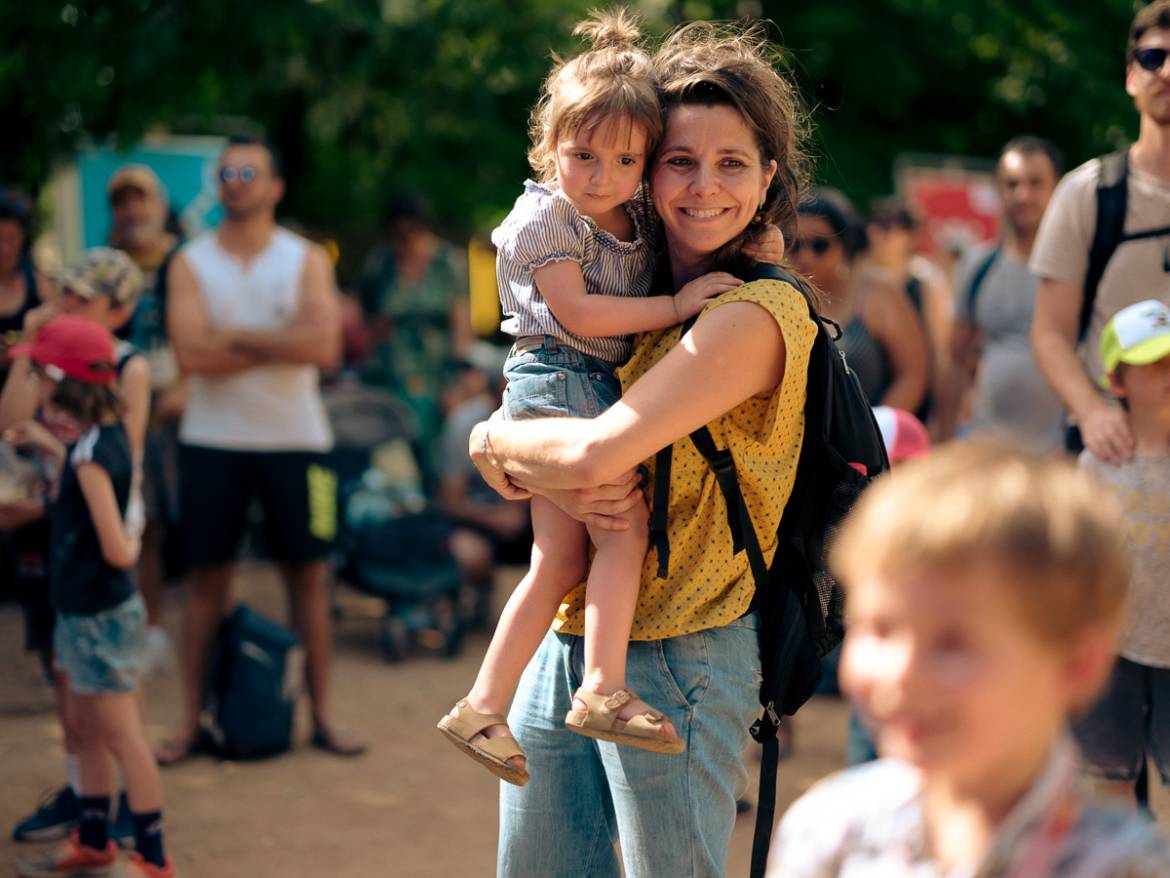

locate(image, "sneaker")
[[15, 831, 117, 877], [116, 853, 175, 878], [109, 792, 135, 849], [12, 786, 81, 843]]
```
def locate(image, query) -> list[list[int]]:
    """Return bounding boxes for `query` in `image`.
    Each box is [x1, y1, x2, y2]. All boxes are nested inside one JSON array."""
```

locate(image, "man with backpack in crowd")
[[938, 137, 1065, 449], [1031, 0, 1170, 463], [158, 134, 364, 764]]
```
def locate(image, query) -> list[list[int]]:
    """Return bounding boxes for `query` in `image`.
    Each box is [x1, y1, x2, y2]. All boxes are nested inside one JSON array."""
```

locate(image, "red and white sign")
[[896, 157, 999, 257]]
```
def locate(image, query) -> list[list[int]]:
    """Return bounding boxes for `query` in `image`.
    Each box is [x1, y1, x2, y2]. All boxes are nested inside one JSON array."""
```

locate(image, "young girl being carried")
[[438, 10, 781, 784], [9, 315, 174, 878]]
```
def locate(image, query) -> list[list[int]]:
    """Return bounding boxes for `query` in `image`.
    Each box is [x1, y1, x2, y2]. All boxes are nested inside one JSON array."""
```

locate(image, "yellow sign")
[[468, 237, 500, 338]]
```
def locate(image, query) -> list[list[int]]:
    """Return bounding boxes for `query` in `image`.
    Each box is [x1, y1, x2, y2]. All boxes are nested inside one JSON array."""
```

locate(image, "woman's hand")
[[469, 421, 532, 501], [513, 468, 644, 531], [742, 223, 785, 265], [673, 272, 743, 322]]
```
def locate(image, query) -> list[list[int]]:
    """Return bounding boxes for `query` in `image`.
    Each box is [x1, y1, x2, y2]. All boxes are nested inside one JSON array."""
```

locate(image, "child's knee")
[[531, 540, 588, 587]]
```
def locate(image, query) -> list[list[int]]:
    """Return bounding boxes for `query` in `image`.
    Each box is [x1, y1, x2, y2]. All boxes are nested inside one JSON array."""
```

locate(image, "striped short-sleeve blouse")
[[553, 278, 818, 640], [491, 180, 658, 365]]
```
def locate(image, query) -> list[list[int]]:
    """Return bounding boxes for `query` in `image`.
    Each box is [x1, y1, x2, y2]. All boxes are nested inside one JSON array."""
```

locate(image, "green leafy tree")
[[0, 0, 1147, 271]]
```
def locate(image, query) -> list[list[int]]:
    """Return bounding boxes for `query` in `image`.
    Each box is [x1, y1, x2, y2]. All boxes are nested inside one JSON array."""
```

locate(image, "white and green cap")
[[1100, 299, 1170, 380]]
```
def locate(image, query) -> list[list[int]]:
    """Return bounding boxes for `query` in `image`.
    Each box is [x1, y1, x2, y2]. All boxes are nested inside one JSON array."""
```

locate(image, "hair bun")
[[573, 7, 642, 51]]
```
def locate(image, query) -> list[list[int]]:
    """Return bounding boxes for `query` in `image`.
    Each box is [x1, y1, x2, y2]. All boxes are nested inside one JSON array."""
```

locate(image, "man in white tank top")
[[160, 136, 364, 761]]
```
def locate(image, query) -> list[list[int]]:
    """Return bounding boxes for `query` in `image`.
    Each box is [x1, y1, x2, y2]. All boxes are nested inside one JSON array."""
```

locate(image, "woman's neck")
[[0, 263, 27, 317], [667, 249, 711, 288]]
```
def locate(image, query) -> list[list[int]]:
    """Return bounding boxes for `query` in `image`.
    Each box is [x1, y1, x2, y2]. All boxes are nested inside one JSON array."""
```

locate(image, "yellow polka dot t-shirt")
[[553, 278, 817, 640]]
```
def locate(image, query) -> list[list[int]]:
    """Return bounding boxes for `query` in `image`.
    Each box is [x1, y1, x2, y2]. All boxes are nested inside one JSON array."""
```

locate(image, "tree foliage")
[[0, 0, 1144, 273]]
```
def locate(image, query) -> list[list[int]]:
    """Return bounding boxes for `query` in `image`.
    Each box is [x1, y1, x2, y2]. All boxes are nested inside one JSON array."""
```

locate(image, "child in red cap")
[[6, 315, 175, 878]]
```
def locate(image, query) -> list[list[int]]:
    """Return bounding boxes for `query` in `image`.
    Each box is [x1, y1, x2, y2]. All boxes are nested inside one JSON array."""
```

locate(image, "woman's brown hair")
[[653, 21, 811, 273]]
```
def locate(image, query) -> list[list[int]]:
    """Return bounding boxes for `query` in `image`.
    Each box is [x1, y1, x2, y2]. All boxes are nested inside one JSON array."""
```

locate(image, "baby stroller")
[[324, 378, 465, 662]]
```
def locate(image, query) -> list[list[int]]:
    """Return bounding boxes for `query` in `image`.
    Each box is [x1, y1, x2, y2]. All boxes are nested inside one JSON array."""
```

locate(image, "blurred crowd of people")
[[3, 3, 1170, 874]]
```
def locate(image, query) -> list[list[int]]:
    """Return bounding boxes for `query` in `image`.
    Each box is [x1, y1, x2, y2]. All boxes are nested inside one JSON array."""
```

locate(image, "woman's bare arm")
[[471, 299, 787, 491], [866, 281, 929, 411]]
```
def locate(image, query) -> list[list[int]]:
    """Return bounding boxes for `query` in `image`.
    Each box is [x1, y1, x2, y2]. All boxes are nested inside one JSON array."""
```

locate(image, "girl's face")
[[554, 116, 648, 222], [60, 289, 113, 325], [651, 103, 776, 273]]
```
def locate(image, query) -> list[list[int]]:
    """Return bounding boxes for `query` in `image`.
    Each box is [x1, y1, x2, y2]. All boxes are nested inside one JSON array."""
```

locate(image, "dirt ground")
[[2, 562, 1165, 878]]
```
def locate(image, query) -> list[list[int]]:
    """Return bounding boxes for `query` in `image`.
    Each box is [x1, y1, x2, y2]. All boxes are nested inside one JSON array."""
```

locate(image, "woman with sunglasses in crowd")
[[791, 187, 929, 411]]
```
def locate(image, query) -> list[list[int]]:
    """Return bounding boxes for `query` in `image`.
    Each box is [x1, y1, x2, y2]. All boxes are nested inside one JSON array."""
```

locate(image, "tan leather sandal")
[[564, 688, 685, 754], [437, 699, 530, 786]]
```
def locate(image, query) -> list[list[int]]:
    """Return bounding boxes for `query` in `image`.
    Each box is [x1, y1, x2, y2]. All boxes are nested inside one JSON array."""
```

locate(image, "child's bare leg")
[[450, 495, 587, 766], [87, 688, 162, 813], [74, 696, 115, 801], [571, 493, 676, 738]]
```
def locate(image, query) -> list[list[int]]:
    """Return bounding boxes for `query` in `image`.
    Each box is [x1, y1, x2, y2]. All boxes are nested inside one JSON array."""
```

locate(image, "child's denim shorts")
[[1074, 655, 1170, 784], [53, 593, 146, 696], [502, 337, 621, 421]]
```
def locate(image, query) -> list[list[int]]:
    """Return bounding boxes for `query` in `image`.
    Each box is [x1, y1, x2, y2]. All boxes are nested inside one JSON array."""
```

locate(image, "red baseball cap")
[[9, 315, 117, 385]]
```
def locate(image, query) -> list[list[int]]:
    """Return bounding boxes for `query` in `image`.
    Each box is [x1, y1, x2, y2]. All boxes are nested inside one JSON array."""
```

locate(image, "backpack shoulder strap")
[[964, 244, 1002, 317], [1081, 148, 1130, 342]]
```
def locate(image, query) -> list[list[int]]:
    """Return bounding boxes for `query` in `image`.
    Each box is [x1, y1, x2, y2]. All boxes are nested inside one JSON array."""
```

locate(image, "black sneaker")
[[110, 790, 135, 849], [11, 786, 80, 843]]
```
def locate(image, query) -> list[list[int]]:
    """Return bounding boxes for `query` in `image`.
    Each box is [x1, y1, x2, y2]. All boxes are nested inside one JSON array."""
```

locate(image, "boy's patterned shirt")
[[768, 738, 1170, 877]]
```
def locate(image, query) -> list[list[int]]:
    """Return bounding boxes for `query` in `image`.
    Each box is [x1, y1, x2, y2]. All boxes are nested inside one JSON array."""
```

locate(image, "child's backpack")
[[650, 263, 889, 878], [202, 604, 303, 760]]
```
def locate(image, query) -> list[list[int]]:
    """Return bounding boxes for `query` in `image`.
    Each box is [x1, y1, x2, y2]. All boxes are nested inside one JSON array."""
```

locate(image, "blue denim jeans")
[[498, 615, 761, 877], [502, 338, 621, 421]]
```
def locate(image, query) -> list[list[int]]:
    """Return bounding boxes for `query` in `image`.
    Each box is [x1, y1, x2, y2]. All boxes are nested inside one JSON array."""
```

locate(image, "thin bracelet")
[[482, 424, 490, 461]]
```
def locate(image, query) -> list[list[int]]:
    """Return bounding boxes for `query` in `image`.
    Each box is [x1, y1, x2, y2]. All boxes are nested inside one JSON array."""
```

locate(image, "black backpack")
[[1082, 146, 1170, 338], [1054, 147, 1170, 453], [202, 605, 303, 760], [649, 264, 889, 878], [963, 243, 1004, 317]]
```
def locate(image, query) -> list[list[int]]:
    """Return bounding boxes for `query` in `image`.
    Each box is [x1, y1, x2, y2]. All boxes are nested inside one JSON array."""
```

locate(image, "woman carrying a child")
[[464, 17, 819, 877]]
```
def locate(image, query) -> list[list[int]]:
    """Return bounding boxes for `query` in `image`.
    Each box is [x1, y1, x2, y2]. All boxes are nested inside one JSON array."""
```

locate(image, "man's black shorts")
[[179, 444, 337, 568]]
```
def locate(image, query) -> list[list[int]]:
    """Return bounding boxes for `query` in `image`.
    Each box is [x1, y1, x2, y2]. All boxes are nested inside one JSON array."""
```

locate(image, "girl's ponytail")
[[572, 7, 642, 52]]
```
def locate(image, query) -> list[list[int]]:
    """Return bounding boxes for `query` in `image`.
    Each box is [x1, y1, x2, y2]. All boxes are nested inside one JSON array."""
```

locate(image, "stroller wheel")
[[380, 615, 410, 662]]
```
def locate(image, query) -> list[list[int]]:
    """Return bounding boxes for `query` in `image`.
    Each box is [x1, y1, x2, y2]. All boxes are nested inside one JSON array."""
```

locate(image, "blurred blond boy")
[[769, 442, 1170, 876]]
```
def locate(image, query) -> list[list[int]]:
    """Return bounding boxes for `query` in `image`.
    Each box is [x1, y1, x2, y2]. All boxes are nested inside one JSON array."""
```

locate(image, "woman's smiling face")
[[651, 103, 776, 275]]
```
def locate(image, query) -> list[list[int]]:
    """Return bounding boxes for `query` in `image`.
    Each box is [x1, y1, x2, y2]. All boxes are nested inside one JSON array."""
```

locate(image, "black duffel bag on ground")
[[202, 604, 303, 760]]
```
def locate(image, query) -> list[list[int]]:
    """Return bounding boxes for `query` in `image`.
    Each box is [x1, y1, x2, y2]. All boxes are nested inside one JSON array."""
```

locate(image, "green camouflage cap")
[[61, 247, 143, 308]]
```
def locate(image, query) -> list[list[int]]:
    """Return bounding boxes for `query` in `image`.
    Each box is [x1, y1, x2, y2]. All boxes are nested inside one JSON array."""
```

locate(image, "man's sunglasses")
[[1132, 46, 1170, 73], [218, 165, 259, 184], [791, 235, 835, 257]]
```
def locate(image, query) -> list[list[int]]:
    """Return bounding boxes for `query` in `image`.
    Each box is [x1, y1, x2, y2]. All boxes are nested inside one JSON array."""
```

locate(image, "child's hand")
[[742, 224, 786, 265], [673, 272, 743, 322], [0, 496, 45, 530], [21, 303, 58, 339], [2, 420, 59, 455]]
